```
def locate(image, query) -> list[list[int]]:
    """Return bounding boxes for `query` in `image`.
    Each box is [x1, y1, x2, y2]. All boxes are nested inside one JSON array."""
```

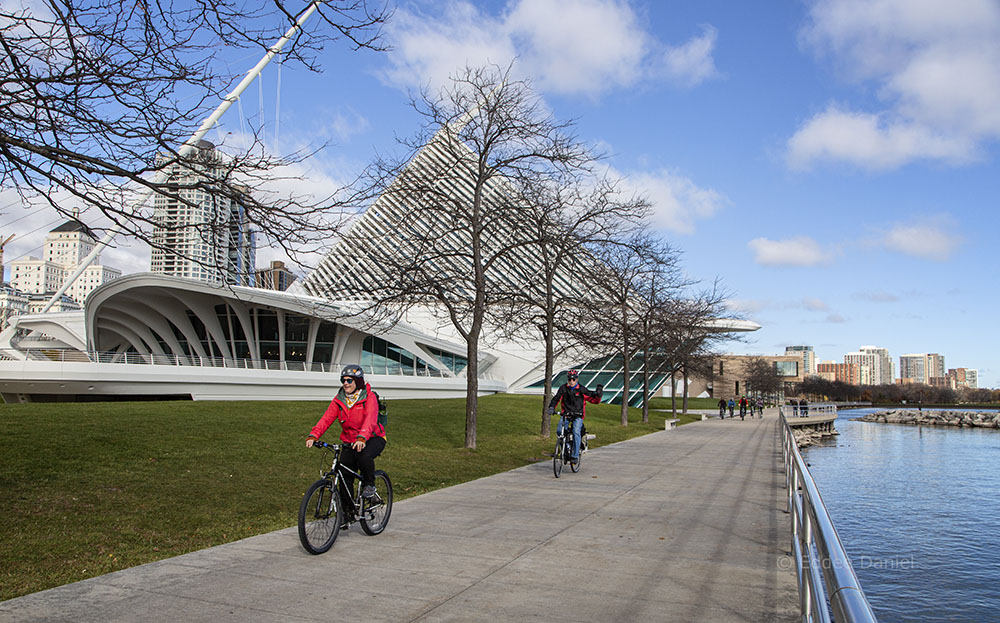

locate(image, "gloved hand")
[[546, 406, 555, 415], [596, 384, 604, 398]]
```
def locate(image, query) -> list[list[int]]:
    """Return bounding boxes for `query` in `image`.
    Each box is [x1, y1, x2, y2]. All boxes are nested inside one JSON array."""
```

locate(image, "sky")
[[2, 0, 999, 387]]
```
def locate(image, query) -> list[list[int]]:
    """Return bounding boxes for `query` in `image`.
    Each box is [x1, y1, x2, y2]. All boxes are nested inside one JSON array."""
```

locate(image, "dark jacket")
[[549, 382, 601, 418]]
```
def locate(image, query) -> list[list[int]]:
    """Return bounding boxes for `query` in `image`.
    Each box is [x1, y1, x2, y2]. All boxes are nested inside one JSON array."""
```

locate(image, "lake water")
[[802, 407, 1000, 623]]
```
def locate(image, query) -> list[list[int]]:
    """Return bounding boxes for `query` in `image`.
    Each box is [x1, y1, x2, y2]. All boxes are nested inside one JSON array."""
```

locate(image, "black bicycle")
[[553, 414, 588, 478], [298, 440, 393, 555]]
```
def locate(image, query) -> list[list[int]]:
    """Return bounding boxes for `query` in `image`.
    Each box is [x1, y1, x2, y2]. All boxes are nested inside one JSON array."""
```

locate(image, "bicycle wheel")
[[552, 437, 563, 478], [359, 470, 393, 535], [298, 478, 342, 555], [570, 440, 582, 472]]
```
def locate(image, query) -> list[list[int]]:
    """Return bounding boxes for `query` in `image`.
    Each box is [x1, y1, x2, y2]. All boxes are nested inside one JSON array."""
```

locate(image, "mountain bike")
[[553, 414, 588, 478], [298, 440, 393, 555]]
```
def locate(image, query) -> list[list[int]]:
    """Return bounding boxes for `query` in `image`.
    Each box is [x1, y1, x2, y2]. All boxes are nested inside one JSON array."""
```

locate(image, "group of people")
[[717, 396, 764, 420]]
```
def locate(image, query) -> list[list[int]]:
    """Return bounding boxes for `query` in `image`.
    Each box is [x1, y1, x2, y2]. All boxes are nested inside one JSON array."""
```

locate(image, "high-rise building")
[[926, 353, 946, 380], [254, 260, 297, 291], [899, 354, 927, 383], [785, 345, 816, 376], [899, 353, 946, 384], [845, 346, 893, 385], [817, 361, 861, 385], [9, 220, 121, 306], [150, 141, 256, 286], [948, 368, 978, 389]]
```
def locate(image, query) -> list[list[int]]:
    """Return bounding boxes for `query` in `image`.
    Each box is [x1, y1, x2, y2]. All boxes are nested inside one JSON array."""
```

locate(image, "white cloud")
[[826, 312, 847, 323], [802, 297, 829, 312], [657, 24, 719, 87], [381, 0, 719, 96], [624, 168, 725, 234], [789, 0, 1000, 169], [747, 236, 831, 266], [726, 298, 768, 315], [882, 217, 961, 261], [787, 106, 972, 170]]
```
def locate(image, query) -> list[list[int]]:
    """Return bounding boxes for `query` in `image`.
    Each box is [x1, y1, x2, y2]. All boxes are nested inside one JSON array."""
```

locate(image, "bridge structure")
[[1, 411, 877, 622]]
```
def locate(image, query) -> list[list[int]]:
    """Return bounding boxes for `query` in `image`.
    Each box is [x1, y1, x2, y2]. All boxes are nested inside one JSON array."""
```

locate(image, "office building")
[[785, 345, 816, 376], [948, 368, 978, 389], [817, 361, 861, 385], [9, 220, 121, 306], [254, 260, 297, 291], [844, 346, 893, 385]]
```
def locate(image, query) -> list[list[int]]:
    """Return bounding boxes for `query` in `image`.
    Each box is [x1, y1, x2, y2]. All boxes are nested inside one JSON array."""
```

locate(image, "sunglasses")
[[341, 377, 356, 384]]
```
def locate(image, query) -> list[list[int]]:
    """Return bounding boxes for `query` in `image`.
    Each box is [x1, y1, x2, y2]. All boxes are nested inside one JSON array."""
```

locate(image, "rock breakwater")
[[855, 409, 1000, 429], [792, 426, 838, 448]]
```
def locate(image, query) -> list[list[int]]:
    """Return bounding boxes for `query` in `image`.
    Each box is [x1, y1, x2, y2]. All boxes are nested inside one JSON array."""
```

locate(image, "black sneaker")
[[361, 485, 376, 499]]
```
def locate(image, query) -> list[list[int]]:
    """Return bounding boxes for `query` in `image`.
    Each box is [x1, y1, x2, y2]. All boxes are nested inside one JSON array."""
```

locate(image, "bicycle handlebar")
[[310, 440, 336, 449]]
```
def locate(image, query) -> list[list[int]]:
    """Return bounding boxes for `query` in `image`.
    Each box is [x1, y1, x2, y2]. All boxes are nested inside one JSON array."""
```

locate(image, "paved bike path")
[[1, 412, 797, 622]]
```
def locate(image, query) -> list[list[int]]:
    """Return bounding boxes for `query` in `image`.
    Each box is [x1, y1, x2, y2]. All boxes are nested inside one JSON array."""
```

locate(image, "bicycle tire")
[[359, 470, 393, 535], [552, 438, 563, 478], [298, 478, 343, 555], [570, 440, 582, 472]]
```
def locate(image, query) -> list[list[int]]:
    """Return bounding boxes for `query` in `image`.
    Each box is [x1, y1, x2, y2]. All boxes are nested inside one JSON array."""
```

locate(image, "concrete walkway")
[[1, 412, 798, 622]]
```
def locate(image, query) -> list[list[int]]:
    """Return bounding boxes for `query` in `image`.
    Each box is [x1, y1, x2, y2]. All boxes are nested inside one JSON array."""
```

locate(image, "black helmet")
[[567, 369, 579, 379], [340, 364, 364, 385]]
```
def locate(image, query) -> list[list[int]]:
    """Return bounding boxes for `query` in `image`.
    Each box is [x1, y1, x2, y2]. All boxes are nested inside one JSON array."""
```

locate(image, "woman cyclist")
[[306, 365, 386, 523]]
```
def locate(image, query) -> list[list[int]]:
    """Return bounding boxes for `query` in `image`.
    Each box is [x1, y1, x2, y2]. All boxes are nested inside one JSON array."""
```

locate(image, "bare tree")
[[0, 0, 390, 271], [346, 63, 595, 449], [743, 356, 782, 403], [515, 174, 648, 436], [632, 250, 689, 423], [651, 281, 740, 418], [571, 233, 679, 426]]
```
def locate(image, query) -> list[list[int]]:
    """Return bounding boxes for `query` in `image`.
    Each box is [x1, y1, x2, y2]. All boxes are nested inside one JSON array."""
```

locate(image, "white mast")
[[41, 0, 323, 312]]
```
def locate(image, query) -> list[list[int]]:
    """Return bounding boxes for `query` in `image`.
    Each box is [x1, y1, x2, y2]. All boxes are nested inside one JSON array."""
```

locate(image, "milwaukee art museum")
[[0, 129, 758, 404]]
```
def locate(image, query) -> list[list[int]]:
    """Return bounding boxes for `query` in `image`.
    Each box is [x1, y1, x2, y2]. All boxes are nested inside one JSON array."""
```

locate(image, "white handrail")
[[780, 414, 878, 622]]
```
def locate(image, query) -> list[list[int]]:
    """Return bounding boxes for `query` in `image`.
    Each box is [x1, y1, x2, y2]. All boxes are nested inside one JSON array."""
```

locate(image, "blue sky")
[[3, 0, 998, 386]]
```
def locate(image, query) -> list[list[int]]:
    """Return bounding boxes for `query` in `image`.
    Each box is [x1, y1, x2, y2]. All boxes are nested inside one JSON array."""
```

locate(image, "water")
[[803, 408, 1000, 623]]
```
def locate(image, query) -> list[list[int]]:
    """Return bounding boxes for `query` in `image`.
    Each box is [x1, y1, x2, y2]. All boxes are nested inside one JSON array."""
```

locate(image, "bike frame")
[[315, 442, 371, 520]]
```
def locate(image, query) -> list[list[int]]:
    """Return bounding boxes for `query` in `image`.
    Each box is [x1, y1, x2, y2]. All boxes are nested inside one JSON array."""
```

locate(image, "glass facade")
[[774, 360, 799, 377], [529, 353, 671, 407], [153, 304, 337, 365], [362, 336, 442, 376], [422, 344, 468, 375]]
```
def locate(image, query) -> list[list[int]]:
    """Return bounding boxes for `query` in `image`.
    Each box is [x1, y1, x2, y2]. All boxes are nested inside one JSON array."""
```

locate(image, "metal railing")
[[782, 403, 838, 418], [16, 349, 454, 378], [780, 414, 878, 622]]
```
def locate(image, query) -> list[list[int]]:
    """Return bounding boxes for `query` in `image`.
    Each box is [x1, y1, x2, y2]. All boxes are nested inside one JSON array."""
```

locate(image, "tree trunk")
[[682, 367, 689, 415], [641, 345, 650, 423], [670, 369, 677, 417], [540, 305, 555, 437], [464, 334, 479, 450], [620, 355, 629, 427]]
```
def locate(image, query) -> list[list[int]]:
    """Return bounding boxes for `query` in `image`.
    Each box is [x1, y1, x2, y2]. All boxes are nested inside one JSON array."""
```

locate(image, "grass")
[[0, 394, 677, 601]]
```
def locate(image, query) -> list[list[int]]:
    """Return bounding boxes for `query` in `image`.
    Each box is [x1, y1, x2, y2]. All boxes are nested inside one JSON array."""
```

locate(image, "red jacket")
[[309, 383, 386, 445]]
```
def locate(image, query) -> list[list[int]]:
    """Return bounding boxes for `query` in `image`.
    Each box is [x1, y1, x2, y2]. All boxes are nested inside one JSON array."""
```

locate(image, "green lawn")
[[0, 394, 675, 601]]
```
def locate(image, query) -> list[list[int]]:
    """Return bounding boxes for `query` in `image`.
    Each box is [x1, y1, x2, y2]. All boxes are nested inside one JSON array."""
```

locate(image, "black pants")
[[339, 437, 386, 512]]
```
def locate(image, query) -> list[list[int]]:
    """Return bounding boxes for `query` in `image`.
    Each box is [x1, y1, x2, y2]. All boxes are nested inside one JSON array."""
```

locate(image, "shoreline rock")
[[854, 409, 1000, 429], [792, 426, 838, 449]]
